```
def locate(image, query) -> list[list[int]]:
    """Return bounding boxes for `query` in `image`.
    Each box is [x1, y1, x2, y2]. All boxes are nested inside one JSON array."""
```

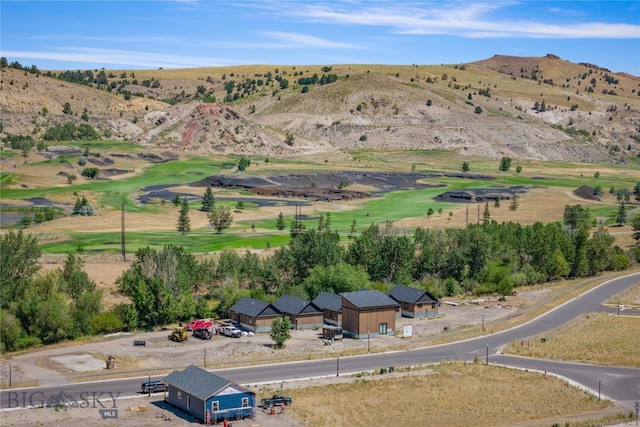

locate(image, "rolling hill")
[[2, 54, 639, 162]]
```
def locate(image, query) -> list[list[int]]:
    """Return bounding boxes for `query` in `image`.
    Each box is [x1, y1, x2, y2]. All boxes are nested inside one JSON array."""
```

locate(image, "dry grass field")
[[504, 312, 640, 367], [272, 362, 622, 427]]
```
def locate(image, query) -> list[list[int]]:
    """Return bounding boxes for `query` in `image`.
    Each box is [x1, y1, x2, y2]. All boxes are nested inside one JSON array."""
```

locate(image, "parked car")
[[260, 394, 292, 408], [221, 326, 242, 338], [193, 327, 213, 340], [185, 319, 213, 331], [141, 381, 167, 393]]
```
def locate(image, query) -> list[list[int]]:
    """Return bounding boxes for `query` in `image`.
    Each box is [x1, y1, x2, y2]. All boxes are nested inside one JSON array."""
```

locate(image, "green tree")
[[208, 205, 233, 233], [201, 185, 215, 212], [276, 212, 286, 230], [62, 102, 72, 115], [238, 156, 251, 171], [509, 194, 519, 211], [483, 202, 491, 222], [270, 316, 291, 349], [614, 201, 626, 226], [461, 161, 470, 172], [630, 213, 640, 245], [494, 196, 500, 208], [0, 231, 41, 307], [0, 309, 25, 352], [60, 253, 96, 302], [633, 182, 640, 200], [172, 194, 181, 206], [499, 156, 512, 172], [285, 133, 295, 146], [81, 167, 99, 178], [117, 245, 203, 327], [563, 205, 593, 230], [426, 207, 434, 218], [177, 197, 191, 235], [72, 195, 95, 216], [303, 262, 370, 299]]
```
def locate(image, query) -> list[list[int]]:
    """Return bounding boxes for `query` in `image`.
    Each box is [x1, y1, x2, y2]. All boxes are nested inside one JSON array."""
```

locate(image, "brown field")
[[272, 362, 622, 427], [503, 313, 640, 367]]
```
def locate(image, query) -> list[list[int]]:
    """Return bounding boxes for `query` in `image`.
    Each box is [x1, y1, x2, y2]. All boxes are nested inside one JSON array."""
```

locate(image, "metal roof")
[[229, 297, 281, 318], [340, 289, 399, 309], [389, 284, 439, 304], [274, 295, 321, 316], [312, 292, 343, 312], [164, 365, 234, 401]]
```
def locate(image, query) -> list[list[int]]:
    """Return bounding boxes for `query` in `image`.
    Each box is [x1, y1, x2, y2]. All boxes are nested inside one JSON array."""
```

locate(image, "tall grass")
[[504, 313, 640, 367], [279, 362, 617, 427]]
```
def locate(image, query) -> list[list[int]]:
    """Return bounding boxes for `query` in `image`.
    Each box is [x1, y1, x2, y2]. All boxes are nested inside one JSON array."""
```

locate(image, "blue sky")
[[2, 1, 639, 73]]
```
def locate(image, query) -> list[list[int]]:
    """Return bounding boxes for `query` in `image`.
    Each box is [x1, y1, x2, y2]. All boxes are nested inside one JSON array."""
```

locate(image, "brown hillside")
[[1, 55, 639, 162]]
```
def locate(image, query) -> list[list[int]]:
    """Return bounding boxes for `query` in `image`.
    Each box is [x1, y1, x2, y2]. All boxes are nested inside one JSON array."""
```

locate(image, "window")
[[177, 391, 182, 400], [187, 396, 191, 410], [242, 397, 248, 408], [379, 323, 387, 335], [212, 401, 219, 411]]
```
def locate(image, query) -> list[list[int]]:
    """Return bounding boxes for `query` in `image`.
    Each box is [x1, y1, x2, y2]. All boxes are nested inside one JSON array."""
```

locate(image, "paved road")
[[2, 273, 639, 412]]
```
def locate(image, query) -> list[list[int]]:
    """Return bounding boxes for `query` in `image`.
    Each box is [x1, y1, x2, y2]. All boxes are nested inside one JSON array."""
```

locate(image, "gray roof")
[[230, 297, 281, 318], [274, 295, 321, 316], [312, 292, 342, 312], [164, 365, 234, 400], [389, 284, 439, 304], [340, 289, 399, 309]]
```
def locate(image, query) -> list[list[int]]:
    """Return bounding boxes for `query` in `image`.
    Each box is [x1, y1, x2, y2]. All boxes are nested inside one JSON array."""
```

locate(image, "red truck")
[[185, 319, 213, 331]]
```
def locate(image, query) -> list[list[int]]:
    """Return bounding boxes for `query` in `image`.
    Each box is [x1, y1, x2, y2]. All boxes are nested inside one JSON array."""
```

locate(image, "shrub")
[[359, 134, 367, 141], [81, 167, 99, 178]]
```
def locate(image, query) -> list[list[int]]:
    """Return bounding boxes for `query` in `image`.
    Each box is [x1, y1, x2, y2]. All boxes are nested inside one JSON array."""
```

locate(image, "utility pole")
[[336, 355, 339, 377], [204, 348, 207, 368], [486, 344, 489, 365], [598, 377, 601, 400], [121, 198, 126, 261]]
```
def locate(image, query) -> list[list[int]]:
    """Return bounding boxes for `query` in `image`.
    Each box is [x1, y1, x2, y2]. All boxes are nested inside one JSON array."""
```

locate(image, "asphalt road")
[[2, 273, 639, 413]]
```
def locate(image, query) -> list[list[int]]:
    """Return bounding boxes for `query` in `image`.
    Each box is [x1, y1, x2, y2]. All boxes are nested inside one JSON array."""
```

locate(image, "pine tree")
[[615, 201, 626, 226], [483, 202, 491, 222], [509, 194, 519, 211], [276, 212, 286, 230], [201, 185, 215, 212], [177, 197, 191, 235]]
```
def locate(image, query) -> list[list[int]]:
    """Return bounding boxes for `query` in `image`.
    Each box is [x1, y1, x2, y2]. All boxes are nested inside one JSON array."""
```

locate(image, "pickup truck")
[[221, 326, 242, 338], [193, 327, 213, 340], [260, 394, 292, 408], [186, 319, 213, 331]]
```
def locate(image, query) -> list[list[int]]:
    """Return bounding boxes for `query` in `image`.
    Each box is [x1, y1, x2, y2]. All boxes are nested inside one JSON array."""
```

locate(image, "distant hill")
[[2, 54, 639, 162]]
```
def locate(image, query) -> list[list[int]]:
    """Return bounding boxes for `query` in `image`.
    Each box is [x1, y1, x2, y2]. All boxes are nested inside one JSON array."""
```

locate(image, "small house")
[[312, 292, 343, 326], [389, 284, 440, 318], [229, 297, 281, 333], [273, 295, 323, 330], [340, 290, 399, 339], [164, 365, 256, 423]]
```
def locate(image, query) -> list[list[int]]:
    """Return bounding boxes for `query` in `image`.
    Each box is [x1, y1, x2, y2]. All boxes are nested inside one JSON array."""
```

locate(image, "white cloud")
[[277, 2, 640, 39], [2, 48, 243, 69], [259, 32, 359, 49]]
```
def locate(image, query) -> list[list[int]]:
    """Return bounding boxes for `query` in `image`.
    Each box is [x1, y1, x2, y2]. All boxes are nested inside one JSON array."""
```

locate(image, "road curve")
[[2, 273, 639, 412]]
